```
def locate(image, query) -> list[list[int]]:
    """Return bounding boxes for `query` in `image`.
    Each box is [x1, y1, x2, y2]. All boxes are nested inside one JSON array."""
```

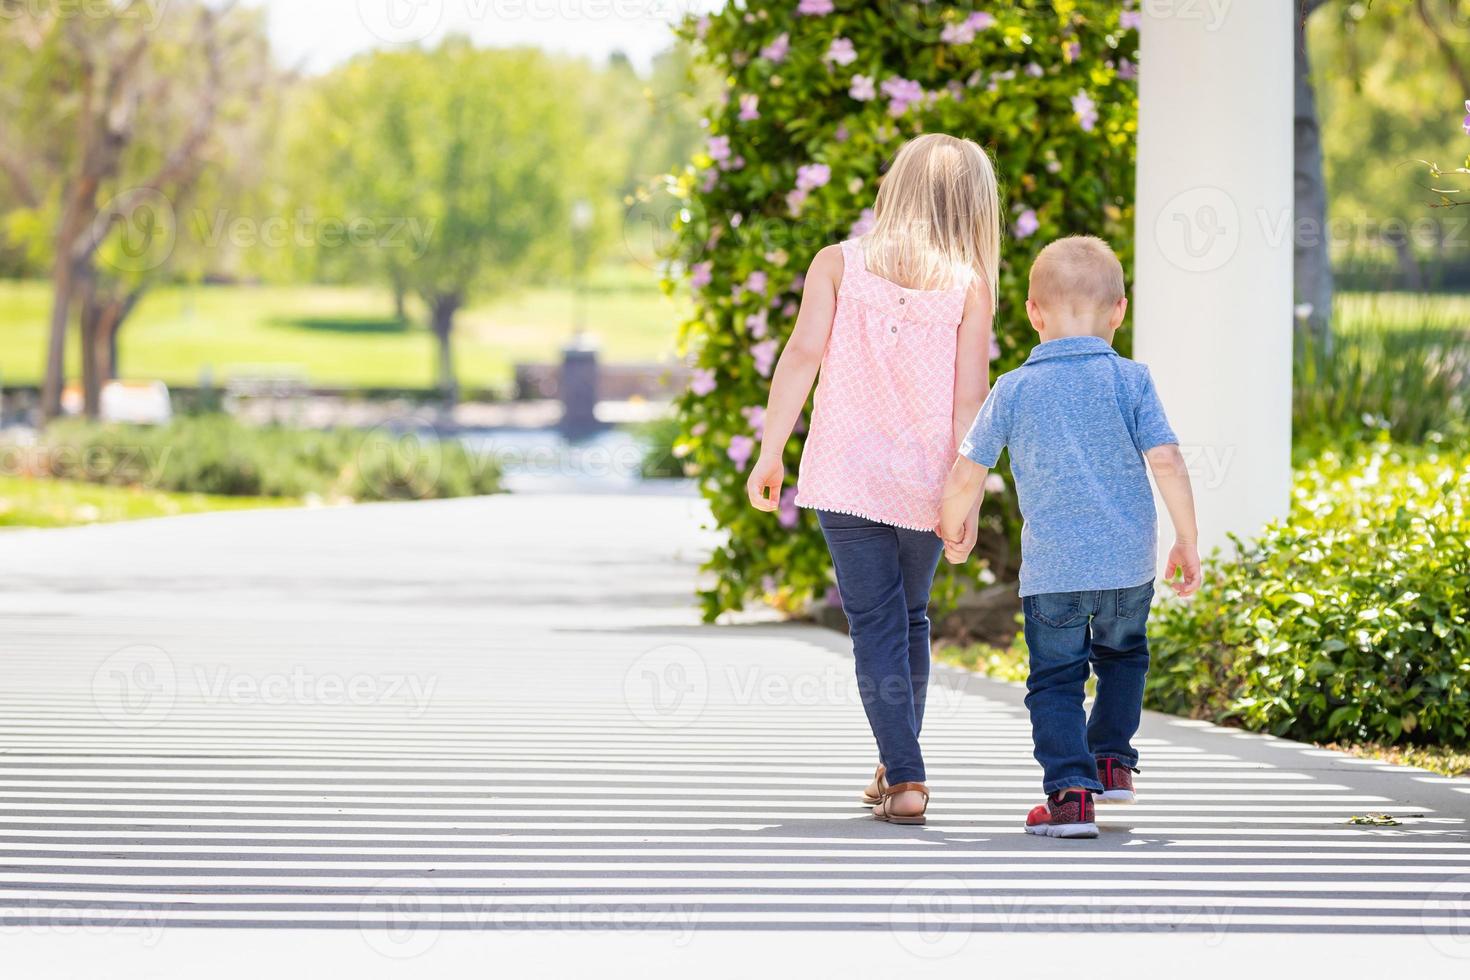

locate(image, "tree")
[[1310, 1, 1470, 280], [287, 42, 620, 403], [0, 0, 272, 418]]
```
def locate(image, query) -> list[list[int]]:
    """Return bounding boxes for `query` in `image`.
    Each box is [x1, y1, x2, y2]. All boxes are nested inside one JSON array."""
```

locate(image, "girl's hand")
[[746, 454, 785, 512], [942, 513, 979, 565]]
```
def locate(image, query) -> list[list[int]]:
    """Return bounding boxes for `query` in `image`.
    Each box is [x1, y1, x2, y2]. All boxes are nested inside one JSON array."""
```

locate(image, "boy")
[[939, 235, 1202, 839]]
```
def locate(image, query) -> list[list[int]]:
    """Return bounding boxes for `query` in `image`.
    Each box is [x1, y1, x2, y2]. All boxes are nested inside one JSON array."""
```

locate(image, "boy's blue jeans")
[[1022, 581, 1155, 794], [818, 511, 944, 787]]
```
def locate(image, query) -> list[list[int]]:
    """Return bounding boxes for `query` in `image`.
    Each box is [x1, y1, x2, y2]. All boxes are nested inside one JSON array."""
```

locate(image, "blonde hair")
[[862, 134, 1001, 302], [1029, 236, 1125, 313]]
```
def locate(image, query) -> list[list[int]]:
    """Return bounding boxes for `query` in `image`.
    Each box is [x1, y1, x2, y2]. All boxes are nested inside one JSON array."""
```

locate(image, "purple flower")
[[825, 37, 857, 66], [742, 405, 767, 440], [786, 188, 809, 215], [747, 308, 769, 339], [761, 574, 778, 594], [1064, 40, 1082, 62], [1013, 208, 1039, 239], [984, 473, 1007, 495], [1120, 10, 1143, 30], [849, 207, 877, 238], [761, 32, 790, 63], [782, 301, 799, 318], [706, 135, 731, 163], [752, 338, 780, 377], [989, 335, 1002, 362], [699, 169, 718, 193], [1464, 100, 1470, 135], [881, 76, 924, 116], [1072, 90, 1098, 132], [1025, 62, 1044, 78], [744, 270, 769, 294], [728, 435, 755, 470], [1118, 58, 1137, 81], [689, 367, 716, 397], [796, 163, 831, 192], [777, 486, 800, 528], [690, 261, 713, 289], [739, 93, 760, 121], [941, 11, 994, 44], [849, 73, 876, 102], [798, 0, 834, 14]]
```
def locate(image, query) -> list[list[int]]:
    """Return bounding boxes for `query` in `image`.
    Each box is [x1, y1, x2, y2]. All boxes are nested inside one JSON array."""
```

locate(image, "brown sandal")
[[861, 764, 887, 807], [873, 782, 929, 826]]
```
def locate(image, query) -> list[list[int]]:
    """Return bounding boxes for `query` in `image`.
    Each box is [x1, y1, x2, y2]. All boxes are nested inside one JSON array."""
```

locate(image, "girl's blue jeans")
[[1022, 582, 1155, 794], [817, 510, 945, 787]]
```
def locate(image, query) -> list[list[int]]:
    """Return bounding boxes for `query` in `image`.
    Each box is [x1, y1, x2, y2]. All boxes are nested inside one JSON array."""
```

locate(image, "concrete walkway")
[[2, 492, 1468, 976]]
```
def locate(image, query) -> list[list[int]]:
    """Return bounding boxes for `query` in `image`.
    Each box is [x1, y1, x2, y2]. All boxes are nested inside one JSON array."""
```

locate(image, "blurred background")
[[0, 1, 1464, 518], [0, 0, 1467, 770]]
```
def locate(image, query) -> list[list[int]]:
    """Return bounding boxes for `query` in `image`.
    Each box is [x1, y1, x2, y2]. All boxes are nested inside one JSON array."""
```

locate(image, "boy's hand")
[[1164, 540, 1203, 597], [746, 454, 785, 512]]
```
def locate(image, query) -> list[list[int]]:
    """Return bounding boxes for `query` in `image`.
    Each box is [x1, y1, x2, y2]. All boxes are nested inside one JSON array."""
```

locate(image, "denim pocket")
[[1116, 580, 1156, 621], [1025, 591, 1086, 629]]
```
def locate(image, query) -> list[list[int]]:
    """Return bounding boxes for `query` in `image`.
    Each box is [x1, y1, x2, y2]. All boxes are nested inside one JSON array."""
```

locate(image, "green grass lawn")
[[1334, 290, 1470, 333], [0, 262, 688, 390], [0, 475, 298, 529]]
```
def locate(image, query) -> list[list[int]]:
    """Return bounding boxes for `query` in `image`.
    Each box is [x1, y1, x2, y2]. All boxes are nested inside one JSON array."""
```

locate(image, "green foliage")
[[1295, 296, 1470, 456], [1148, 440, 1470, 747], [283, 42, 619, 301], [667, 0, 1138, 620], [632, 414, 691, 480], [28, 416, 501, 502], [1308, 0, 1470, 281]]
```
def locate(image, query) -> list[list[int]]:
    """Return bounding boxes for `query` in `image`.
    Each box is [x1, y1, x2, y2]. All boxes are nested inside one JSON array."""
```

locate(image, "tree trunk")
[[429, 293, 461, 406], [1294, 1, 1334, 351], [77, 271, 102, 420], [389, 265, 408, 322], [41, 256, 76, 421]]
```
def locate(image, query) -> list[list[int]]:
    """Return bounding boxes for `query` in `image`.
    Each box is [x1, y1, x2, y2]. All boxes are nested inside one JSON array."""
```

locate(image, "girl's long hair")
[[862, 133, 1001, 304]]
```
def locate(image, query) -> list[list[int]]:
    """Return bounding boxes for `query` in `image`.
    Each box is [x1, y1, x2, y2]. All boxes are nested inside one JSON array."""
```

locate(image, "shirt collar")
[[1023, 335, 1118, 365]]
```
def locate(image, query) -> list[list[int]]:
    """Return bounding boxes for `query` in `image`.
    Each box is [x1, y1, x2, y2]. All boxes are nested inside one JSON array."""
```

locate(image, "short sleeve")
[[1133, 369, 1178, 453], [959, 382, 1009, 468]]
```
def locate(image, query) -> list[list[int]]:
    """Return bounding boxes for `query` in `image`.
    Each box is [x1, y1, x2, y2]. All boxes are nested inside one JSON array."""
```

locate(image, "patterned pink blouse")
[[795, 238, 969, 532]]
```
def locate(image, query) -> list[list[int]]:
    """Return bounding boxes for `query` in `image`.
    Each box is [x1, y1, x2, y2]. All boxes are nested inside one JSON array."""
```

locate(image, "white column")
[[1133, 1, 1295, 562]]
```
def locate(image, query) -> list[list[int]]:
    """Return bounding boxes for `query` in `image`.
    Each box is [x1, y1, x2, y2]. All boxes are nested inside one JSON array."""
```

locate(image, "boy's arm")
[[1145, 444, 1203, 596], [746, 247, 841, 512], [939, 457, 988, 564]]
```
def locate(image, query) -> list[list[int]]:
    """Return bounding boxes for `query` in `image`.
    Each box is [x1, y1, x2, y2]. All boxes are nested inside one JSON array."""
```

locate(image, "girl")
[[746, 133, 1000, 825]]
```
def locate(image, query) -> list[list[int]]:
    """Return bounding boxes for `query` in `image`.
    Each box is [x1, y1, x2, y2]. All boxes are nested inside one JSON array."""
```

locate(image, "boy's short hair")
[[1028, 235, 1125, 312]]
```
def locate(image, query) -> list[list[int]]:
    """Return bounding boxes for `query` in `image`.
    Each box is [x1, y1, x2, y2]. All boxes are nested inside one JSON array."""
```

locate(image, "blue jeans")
[[818, 511, 944, 786], [1022, 581, 1155, 794]]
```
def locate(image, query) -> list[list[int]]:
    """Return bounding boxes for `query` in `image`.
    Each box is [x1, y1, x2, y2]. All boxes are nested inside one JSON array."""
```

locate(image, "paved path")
[[2, 492, 1469, 976]]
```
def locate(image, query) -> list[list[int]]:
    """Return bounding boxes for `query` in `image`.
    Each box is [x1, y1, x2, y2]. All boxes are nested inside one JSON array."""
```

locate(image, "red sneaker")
[[1096, 758, 1137, 804], [1024, 790, 1098, 839]]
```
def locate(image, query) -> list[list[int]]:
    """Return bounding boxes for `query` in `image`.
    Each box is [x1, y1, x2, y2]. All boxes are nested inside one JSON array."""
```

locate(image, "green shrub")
[[1148, 440, 1470, 747], [666, 0, 1138, 621], [31, 416, 501, 503], [632, 413, 690, 480], [1295, 299, 1470, 455]]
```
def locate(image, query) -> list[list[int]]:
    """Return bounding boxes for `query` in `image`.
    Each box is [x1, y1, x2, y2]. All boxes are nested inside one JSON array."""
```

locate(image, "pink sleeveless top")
[[795, 238, 969, 532]]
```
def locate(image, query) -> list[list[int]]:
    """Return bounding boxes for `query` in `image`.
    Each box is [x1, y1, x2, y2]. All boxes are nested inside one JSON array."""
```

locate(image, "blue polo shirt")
[[960, 335, 1179, 597]]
